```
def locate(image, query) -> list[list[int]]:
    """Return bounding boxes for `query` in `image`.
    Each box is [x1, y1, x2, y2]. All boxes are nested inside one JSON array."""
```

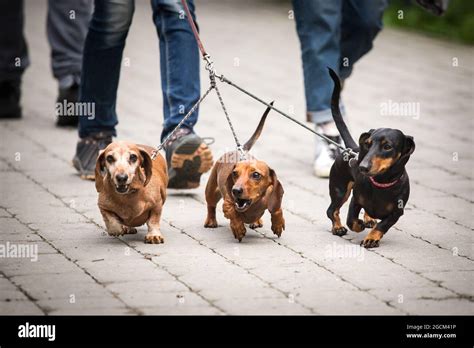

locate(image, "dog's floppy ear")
[[226, 164, 236, 198], [358, 129, 374, 146], [402, 135, 415, 157], [139, 148, 153, 186], [95, 150, 106, 192], [397, 135, 415, 166], [268, 169, 284, 213]]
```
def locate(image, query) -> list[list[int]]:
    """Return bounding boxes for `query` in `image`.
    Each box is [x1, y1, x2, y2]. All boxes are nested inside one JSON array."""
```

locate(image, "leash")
[[152, 0, 246, 160], [218, 75, 357, 158], [153, 0, 357, 162], [151, 85, 213, 160]]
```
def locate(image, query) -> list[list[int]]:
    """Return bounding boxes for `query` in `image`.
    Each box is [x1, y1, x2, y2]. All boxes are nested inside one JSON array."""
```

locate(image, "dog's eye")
[[383, 144, 393, 151], [129, 154, 138, 163], [106, 155, 115, 163], [365, 141, 371, 148], [251, 172, 261, 180], [232, 171, 238, 178]]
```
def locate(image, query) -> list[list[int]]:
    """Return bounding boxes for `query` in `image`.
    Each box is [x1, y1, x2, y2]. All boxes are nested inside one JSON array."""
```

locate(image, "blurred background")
[[384, 0, 474, 44]]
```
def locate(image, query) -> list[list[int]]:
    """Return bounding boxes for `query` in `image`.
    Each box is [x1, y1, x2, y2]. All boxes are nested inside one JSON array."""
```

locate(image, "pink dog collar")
[[369, 176, 399, 189]]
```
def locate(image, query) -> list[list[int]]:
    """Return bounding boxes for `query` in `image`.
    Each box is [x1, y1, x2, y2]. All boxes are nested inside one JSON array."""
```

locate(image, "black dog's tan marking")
[[326, 68, 415, 248]]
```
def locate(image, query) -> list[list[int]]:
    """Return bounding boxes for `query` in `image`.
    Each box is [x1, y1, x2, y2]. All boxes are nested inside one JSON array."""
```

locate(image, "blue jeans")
[[292, 0, 387, 124], [78, 0, 200, 140]]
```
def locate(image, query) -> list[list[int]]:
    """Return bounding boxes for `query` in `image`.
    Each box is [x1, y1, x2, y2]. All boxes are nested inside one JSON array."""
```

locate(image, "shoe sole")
[[168, 140, 213, 189]]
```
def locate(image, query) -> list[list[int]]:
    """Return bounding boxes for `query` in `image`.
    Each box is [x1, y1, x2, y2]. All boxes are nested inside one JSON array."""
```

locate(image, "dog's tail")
[[243, 101, 274, 151], [328, 68, 358, 150]]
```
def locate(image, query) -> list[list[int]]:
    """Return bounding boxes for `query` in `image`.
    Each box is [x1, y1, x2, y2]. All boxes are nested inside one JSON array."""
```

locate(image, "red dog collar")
[[369, 176, 399, 189]]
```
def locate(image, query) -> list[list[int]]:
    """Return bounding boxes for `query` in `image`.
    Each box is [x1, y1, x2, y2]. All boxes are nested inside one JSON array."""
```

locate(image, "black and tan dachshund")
[[326, 68, 415, 248]]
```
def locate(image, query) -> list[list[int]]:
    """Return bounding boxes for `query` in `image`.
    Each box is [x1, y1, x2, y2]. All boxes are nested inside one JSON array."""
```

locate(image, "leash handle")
[[180, 0, 207, 57]]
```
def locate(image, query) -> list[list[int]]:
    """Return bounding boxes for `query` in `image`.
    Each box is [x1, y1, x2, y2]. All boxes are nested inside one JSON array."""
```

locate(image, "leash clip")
[[204, 54, 223, 81], [343, 149, 359, 168], [237, 145, 247, 161]]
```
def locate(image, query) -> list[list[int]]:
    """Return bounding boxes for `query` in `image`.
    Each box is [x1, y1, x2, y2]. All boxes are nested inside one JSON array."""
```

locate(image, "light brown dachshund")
[[95, 141, 168, 244], [204, 103, 285, 242]]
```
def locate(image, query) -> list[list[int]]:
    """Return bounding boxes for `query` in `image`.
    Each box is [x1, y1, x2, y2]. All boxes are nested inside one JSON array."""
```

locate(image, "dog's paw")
[[332, 226, 347, 236], [271, 221, 285, 238], [249, 219, 263, 229], [204, 217, 218, 228], [360, 238, 379, 248], [350, 219, 365, 232], [122, 226, 137, 234], [145, 233, 164, 244], [231, 223, 246, 242], [360, 229, 383, 248], [107, 228, 125, 237]]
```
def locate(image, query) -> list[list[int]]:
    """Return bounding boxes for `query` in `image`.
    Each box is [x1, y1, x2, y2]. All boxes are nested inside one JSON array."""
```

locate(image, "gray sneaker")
[[72, 132, 113, 180], [164, 128, 213, 189]]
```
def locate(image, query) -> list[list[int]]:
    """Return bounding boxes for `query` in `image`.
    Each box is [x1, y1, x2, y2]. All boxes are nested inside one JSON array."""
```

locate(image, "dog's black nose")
[[232, 187, 243, 197], [116, 173, 128, 184], [359, 165, 369, 174]]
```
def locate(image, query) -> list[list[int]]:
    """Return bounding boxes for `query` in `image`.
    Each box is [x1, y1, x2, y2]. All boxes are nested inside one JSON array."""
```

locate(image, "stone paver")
[[0, 0, 472, 315]]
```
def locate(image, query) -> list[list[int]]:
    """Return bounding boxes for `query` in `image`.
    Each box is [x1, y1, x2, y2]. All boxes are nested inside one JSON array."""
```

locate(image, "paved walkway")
[[0, 0, 473, 315]]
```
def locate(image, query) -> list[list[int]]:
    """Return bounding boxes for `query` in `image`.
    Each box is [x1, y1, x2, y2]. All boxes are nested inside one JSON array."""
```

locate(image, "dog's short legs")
[[101, 209, 127, 236], [223, 198, 246, 242], [204, 167, 221, 228], [145, 206, 164, 244], [363, 211, 377, 228], [346, 197, 365, 233], [270, 209, 285, 237], [327, 181, 353, 236], [327, 204, 346, 236], [230, 220, 246, 242], [249, 218, 263, 229], [361, 209, 403, 248], [204, 205, 218, 228]]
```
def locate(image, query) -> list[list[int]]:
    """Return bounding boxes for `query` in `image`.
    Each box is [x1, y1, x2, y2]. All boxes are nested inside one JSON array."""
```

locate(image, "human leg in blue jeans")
[[292, 0, 387, 177], [74, 0, 213, 188], [152, 0, 212, 189]]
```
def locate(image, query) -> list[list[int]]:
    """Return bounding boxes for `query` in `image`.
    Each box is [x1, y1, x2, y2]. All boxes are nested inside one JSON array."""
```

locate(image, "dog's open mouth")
[[115, 185, 129, 194], [235, 198, 252, 212]]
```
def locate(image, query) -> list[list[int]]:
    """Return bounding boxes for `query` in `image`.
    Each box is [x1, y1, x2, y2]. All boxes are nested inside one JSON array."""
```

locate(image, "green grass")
[[383, 0, 474, 45]]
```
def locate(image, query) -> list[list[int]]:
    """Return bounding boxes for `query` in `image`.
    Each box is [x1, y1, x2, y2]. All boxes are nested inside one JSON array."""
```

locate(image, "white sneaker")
[[313, 124, 342, 178]]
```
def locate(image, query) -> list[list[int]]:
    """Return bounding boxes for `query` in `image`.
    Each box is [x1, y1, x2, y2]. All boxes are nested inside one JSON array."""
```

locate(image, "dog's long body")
[[327, 68, 415, 248], [204, 104, 285, 242], [95, 142, 168, 244]]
